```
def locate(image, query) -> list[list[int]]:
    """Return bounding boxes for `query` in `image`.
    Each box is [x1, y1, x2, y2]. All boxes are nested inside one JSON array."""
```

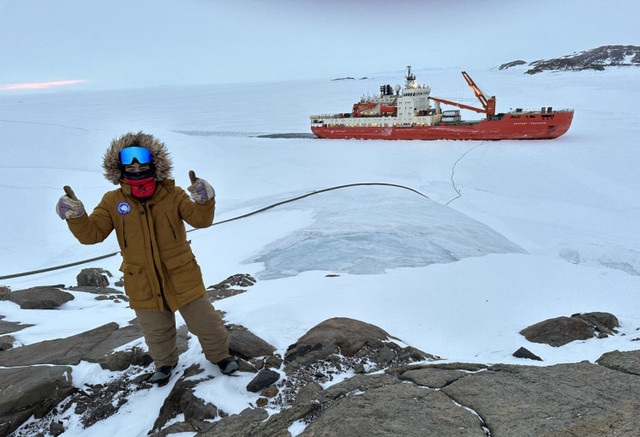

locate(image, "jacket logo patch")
[[117, 201, 131, 215]]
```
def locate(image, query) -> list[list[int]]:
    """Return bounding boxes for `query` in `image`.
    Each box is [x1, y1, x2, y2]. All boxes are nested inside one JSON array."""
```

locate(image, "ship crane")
[[429, 71, 496, 120]]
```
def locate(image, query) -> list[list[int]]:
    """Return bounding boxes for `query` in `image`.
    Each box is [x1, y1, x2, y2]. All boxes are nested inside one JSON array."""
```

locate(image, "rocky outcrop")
[[520, 312, 619, 346], [198, 351, 640, 437], [0, 366, 74, 437], [207, 273, 256, 301], [2, 281, 638, 437], [0, 285, 74, 309], [0, 321, 140, 367], [499, 45, 640, 74]]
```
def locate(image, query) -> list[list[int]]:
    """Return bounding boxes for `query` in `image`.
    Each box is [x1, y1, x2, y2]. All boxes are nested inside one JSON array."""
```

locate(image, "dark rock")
[[247, 369, 280, 393], [520, 312, 619, 346], [228, 324, 276, 359], [284, 317, 434, 367], [513, 346, 543, 361], [49, 420, 65, 436], [0, 366, 75, 437], [1, 286, 74, 309], [0, 335, 15, 351], [209, 273, 256, 290], [256, 397, 269, 408], [0, 286, 9, 297], [499, 60, 527, 70], [265, 354, 283, 369], [579, 311, 619, 335], [207, 274, 255, 301], [261, 385, 279, 398], [76, 268, 112, 287]]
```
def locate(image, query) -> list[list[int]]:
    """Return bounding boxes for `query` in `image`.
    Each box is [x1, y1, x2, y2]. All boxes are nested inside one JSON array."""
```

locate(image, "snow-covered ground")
[[1, 66, 640, 436]]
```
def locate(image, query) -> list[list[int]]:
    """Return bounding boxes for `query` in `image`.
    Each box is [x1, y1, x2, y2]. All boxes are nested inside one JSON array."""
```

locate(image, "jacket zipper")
[[142, 201, 166, 302], [122, 216, 127, 248]]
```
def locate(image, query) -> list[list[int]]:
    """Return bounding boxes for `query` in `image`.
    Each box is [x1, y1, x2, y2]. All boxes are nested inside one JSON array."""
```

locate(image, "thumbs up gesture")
[[187, 171, 215, 204], [56, 186, 86, 220]]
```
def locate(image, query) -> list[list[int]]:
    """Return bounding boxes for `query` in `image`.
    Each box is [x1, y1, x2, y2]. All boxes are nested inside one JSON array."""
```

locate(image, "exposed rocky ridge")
[[1, 271, 639, 436], [499, 45, 640, 74]]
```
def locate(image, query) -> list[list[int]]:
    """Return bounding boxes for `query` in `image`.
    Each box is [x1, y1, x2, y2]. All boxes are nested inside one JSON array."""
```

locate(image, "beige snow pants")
[[135, 295, 231, 367]]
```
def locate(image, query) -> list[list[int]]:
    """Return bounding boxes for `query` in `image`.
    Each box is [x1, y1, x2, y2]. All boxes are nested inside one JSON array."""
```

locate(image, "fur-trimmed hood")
[[102, 132, 173, 184]]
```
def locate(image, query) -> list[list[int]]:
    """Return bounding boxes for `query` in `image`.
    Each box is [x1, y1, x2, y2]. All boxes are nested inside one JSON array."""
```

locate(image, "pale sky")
[[0, 0, 638, 89]]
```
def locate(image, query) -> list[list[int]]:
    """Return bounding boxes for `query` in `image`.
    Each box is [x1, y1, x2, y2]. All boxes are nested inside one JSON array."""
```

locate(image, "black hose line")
[[0, 182, 430, 281]]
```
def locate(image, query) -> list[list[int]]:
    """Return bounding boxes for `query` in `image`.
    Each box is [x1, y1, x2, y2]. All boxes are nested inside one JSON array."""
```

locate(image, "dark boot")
[[216, 357, 238, 375], [148, 364, 177, 386]]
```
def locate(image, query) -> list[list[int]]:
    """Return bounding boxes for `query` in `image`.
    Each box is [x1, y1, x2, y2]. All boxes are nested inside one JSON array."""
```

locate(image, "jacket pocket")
[[119, 262, 153, 301], [161, 252, 203, 296]]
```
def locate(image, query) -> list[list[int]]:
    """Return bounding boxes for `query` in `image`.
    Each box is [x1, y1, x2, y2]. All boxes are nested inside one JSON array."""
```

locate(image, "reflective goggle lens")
[[120, 146, 152, 165]]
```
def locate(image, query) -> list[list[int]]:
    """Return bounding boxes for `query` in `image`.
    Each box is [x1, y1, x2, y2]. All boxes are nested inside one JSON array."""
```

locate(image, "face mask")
[[123, 176, 157, 198]]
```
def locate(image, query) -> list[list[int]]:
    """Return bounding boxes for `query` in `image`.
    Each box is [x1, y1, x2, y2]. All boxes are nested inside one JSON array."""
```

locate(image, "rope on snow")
[[0, 182, 430, 281]]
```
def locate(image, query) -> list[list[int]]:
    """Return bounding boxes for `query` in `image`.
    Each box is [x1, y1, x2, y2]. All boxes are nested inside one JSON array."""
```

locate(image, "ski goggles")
[[120, 146, 152, 165]]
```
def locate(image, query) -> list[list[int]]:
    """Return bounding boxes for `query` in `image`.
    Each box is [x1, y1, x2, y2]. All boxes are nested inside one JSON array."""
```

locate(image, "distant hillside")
[[500, 45, 640, 74]]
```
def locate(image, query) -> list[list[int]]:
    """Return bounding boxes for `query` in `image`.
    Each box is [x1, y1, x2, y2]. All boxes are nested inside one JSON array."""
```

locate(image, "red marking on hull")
[[312, 112, 573, 141]]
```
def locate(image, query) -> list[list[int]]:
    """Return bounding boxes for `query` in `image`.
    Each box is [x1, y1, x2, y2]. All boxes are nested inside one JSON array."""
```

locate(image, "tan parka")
[[66, 132, 214, 311]]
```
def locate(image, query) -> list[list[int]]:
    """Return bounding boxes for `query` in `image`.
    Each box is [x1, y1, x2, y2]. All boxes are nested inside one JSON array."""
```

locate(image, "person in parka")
[[56, 131, 237, 385]]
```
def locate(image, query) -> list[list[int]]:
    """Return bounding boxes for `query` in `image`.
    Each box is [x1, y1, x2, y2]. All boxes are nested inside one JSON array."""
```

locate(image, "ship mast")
[[405, 65, 417, 88]]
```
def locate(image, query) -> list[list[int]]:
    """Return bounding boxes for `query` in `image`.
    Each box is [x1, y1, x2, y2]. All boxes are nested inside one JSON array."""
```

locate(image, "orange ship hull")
[[312, 110, 574, 141]]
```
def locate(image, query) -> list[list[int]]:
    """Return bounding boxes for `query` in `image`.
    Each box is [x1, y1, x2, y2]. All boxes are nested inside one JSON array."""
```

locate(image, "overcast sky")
[[0, 0, 638, 89]]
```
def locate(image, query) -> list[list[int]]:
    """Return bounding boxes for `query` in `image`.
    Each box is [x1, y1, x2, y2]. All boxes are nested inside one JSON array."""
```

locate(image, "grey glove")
[[188, 177, 215, 204], [56, 195, 85, 220]]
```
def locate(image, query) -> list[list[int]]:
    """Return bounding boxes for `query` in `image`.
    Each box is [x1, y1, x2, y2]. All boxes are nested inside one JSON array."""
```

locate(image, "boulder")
[[0, 285, 74, 309], [228, 324, 276, 359], [246, 369, 280, 393], [207, 274, 256, 302], [76, 268, 111, 287], [512, 346, 543, 361], [0, 335, 15, 351], [0, 366, 74, 436], [520, 312, 619, 346], [284, 317, 434, 368], [0, 322, 143, 367], [209, 273, 256, 290]]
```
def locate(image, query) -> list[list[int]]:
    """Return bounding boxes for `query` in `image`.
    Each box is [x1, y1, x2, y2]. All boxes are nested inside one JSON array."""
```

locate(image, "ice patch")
[[559, 241, 640, 276], [248, 187, 525, 279]]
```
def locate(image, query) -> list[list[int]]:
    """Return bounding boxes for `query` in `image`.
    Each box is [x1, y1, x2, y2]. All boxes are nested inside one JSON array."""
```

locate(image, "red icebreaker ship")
[[310, 67, 573, 140]]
